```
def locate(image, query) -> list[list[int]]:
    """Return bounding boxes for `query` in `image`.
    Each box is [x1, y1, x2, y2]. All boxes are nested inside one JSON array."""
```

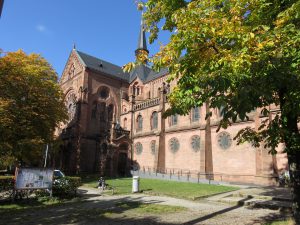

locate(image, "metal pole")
[[44, 144, 48, 168]]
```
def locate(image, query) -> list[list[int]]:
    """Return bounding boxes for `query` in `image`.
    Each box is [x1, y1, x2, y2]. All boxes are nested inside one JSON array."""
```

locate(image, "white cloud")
[[36, 24, 47, 32]]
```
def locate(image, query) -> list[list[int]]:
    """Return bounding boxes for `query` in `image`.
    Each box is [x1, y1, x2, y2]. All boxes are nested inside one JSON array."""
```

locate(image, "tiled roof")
[[75, 50, 130, 82], [75, 50, 168, 84]]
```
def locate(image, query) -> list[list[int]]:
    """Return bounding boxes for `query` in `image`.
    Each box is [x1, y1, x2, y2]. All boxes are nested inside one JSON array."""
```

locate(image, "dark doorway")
[[118, 153, 128, 176]]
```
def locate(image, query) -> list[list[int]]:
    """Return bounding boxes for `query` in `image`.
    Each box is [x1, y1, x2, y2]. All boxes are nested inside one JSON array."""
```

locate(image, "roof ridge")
[[76, 50, 123, 69]]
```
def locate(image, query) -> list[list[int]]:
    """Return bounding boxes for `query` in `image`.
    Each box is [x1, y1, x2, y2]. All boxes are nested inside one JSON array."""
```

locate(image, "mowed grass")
[[264, 219, 295, 225], [81, 176, 238, 200], [0, 197, 64, 212]]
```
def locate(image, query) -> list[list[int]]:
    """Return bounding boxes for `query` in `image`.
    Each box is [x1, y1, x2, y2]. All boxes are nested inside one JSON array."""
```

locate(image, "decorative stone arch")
[[64, 90, 77, 121], [60, 50, 84, 84], [94, 85, 119, 119], [131, 80, 143, 96], [64, 88, 77, 100]]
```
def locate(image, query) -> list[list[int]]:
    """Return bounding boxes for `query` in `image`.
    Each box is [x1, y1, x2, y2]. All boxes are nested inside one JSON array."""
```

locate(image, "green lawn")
[[0, 196, 65, 212], [81, 176, 238, 200], [264, 219, 295, 225]]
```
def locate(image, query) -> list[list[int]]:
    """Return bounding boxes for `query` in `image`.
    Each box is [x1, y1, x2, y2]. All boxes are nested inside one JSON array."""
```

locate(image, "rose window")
[[135, 142, 143, 155], [191, 135, 201, 152], [169, 137, 180, 153], [217, 132, 232, 150]]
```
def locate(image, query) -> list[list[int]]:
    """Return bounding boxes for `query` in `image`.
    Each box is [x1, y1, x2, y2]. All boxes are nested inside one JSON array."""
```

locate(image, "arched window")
[[151, 111, 158, 130], [65, 92, 77, 121], [123, 118, 127, 130], [170, 114, 178, 126], [132, 82, 141, 96], [136, 115, 143, 132], [99, 102, 106, 122], [108, 104, 114, 121], [191, 107, 200, 122], [91, 102, 97, 119]]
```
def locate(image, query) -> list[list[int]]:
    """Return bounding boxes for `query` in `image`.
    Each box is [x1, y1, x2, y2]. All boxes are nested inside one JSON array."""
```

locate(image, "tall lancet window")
[[151, 111, 158, 130], [108, 104, 114, 121], [137, 115, 143, 132]]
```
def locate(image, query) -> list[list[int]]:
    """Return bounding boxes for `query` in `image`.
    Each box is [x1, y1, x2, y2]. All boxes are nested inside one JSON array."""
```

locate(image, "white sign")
[[15, 168, 53, 190]]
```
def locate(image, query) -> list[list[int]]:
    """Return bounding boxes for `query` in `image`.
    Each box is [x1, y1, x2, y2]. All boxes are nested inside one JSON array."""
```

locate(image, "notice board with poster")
[[15, 168, 53, 190]]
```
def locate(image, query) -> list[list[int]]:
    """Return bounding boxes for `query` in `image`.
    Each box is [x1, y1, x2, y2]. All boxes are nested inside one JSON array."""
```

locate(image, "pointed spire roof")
[[135, 13, 149, 54]]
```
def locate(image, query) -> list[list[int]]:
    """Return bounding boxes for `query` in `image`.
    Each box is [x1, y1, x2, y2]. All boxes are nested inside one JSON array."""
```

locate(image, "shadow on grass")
[[0, 195, 170, 225], [0, 194, 291, 225]]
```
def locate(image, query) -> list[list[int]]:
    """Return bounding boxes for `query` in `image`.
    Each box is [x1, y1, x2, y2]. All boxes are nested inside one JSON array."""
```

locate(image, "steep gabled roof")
[[73, 49, 168, 84], [129, 64, 168, 83], [75, 50, 130, 82], [129, 64, 152, 83], [146, 68, 169, 83]]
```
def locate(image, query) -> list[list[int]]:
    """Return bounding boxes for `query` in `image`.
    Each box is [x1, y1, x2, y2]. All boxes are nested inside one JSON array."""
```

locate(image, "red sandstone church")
[[57, 17, 288, 185]]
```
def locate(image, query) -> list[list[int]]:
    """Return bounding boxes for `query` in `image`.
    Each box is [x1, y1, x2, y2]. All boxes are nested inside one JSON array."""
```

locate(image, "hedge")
[[0, 176, 14, 192], [52, 176, 81, 197], [0, 176, 81, 198]]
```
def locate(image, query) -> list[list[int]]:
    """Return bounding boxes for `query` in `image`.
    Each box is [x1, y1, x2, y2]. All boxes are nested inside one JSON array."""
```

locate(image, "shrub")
[[52, 176, 81, 197], [0, 176, 14, 192]]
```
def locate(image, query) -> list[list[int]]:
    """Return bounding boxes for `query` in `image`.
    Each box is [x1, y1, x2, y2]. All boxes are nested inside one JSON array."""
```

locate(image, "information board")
[[15, 168, 53, 190]]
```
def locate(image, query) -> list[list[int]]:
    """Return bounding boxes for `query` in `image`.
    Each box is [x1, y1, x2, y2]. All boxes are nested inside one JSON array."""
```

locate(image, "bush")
[[0, 176, 14, 192], [52, 176, 81, 197]]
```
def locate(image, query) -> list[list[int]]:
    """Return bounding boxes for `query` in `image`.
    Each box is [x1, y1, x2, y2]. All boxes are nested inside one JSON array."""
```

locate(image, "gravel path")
[[0, 187, 289, 225]]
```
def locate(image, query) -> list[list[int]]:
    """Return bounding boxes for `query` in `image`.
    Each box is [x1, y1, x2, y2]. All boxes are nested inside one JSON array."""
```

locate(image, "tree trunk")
[[287, 151, 300, 223], [279, 89, 300, 222]]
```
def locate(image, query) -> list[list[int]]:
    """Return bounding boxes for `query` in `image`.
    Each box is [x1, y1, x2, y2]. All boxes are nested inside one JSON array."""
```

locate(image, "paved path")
[[76, 186, 292, 225], [0, 186, 292, 225]]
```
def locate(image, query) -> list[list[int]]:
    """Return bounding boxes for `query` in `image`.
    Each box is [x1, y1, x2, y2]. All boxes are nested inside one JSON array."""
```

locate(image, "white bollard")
[[132, 176, 139, 193]]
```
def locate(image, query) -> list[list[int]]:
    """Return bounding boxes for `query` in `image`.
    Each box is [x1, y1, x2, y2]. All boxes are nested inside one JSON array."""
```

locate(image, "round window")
[[169, 137, 180, 153], [135, 142, 143, 155], [99, 87, 109, 99], [191, 135, 201, 152], [150, 140, 156, 155], [217, 132, 232, 150]]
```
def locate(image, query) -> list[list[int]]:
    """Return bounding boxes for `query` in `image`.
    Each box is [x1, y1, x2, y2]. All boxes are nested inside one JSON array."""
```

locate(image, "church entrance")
[[117, 153, 127, 177]]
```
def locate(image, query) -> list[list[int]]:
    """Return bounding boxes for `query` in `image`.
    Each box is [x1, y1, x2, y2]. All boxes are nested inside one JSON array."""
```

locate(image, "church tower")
[[135, 14, 149, 62]]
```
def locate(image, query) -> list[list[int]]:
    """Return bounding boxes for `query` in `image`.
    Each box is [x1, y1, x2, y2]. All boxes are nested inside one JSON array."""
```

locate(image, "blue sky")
[[0, 0, 169, 77]]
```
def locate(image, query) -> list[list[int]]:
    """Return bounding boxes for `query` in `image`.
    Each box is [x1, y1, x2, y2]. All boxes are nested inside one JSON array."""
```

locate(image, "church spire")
[[135, 13, 149, 61]]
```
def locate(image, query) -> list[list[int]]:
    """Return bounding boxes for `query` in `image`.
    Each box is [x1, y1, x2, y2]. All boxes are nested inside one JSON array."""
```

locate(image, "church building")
[[57, 17, 288, 185]]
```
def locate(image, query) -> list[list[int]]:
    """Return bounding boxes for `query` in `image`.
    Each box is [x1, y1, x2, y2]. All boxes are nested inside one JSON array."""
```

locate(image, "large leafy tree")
[[0, 50, 67, 167], [128, 0, 300, 221]]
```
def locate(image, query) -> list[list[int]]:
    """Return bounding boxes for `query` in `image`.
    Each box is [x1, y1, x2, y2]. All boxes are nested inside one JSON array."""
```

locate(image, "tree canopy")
[[0, 50, 67, 167], [137, 0, 300, 151], [125, 0, 300, 220]]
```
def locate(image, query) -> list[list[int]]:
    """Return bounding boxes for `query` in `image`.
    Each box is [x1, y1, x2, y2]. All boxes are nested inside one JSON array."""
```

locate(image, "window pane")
[[152, 112, 158, 129], [192, 107, 200, 121]]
